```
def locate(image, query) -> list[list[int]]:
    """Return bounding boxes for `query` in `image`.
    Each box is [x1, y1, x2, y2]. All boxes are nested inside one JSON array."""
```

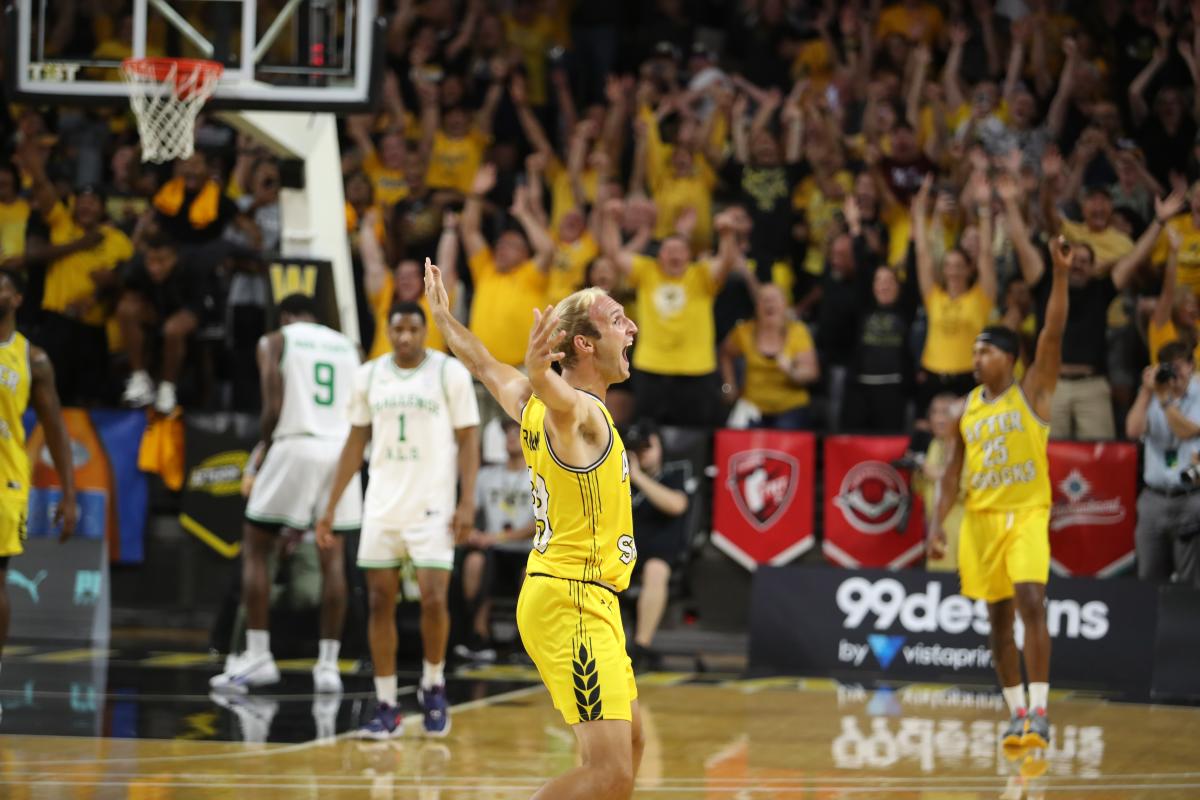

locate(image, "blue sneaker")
[[418, 684, 451, 737], [356, 702, 404, 740]]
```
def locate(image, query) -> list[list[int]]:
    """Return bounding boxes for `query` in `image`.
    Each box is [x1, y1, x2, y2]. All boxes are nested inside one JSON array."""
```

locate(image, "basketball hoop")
[[121, 57, 223, 163]]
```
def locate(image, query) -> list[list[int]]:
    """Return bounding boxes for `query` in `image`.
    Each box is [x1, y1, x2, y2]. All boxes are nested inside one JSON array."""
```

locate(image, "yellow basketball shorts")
[[516, 573, 638, 726], [958, 506, 1050, 603], [0, 490, 28, 559]]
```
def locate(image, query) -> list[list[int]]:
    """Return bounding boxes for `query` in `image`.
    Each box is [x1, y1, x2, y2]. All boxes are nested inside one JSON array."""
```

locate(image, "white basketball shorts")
[[245, 437, 362, 531]]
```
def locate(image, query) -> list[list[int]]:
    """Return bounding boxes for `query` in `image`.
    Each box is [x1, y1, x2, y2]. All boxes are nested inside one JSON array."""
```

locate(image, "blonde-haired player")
[[425, 256, 643, 798], [930, 235, 1070, 752]]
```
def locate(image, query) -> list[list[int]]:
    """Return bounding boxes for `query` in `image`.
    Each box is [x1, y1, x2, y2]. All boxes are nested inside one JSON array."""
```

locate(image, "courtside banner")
[[749, 565, 1158, 690], [711, 429, 815, 570], [823, 436, 925, 568], [1047, 441, 1137, 577], [180, 418, 257, 558], [24, 408, 149, 564]]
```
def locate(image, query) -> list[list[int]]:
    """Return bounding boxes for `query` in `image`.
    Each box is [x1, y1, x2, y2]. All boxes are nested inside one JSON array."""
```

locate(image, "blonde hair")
[[554, 287, 607, 369]]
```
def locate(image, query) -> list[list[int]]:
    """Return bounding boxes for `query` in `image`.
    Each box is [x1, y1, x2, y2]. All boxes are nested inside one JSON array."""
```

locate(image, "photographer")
[[624, 419, 692, 672], [1126, 341, 1200, 587]]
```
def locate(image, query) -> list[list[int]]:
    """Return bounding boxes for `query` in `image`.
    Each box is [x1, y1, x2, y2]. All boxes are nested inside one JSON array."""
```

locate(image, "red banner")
[[711, 430, 815, 570], [1047, 441, 1137, 577], [823, 435, 926, 569]]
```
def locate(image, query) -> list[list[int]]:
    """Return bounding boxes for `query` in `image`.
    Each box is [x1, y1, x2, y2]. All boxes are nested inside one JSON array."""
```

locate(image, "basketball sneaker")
[[311, 695, 340, 742], [312, 662, 343, 694], [418, 684, 451, 737], [209, 652, 281, 693], [356, 702, 405, 740], [123, 371, 155, 408], [1020, 707, 1051, 749], [209, 692, 279, 744], [1001, 709, 1028, 750]]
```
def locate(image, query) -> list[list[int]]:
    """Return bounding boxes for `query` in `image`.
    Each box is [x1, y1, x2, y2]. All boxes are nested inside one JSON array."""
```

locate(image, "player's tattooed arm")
[[29, 346, 77, 541], [424, 259, 532, 421]]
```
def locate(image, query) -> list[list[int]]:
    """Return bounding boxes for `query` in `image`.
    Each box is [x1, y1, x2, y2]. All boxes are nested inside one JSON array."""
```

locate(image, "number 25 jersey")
[[520, 392, 636, 591], [960, 383, 1050, 511]]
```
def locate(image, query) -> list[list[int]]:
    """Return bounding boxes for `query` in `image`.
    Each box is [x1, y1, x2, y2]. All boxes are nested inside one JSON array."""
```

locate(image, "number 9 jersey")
[[520, 391, 637, 592]]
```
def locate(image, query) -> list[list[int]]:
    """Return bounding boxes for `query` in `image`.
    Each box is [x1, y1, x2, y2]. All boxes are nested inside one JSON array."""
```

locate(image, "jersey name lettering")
[[523, 429, 540, 452]]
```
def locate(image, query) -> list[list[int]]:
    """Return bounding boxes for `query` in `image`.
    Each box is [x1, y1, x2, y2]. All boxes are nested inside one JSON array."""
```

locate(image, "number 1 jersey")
[[348, 351, 480, 526], [520, 392, 636, 591], [274, 321, 360, 442]]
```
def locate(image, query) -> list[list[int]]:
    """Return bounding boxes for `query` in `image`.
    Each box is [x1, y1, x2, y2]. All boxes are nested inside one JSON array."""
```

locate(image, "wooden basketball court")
[[2, 661, 1198, 799]]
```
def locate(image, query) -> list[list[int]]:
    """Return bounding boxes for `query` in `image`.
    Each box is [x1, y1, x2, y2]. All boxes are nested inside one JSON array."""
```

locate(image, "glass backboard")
[[5, 0, 383, 111]]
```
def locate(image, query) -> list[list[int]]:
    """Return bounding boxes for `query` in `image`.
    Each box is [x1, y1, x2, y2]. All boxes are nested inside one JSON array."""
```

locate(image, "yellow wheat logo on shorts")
[[572, 639, 602, 721]]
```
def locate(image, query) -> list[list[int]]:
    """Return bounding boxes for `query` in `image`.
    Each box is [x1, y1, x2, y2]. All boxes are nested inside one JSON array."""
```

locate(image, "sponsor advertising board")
[[711, 430, 815, 570], [824, 435, 926, 568], [1047, 441, 1137, 577], [749, 566, 1157, 690]]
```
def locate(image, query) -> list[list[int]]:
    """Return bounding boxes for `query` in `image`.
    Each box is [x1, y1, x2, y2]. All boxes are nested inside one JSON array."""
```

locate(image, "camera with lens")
[[623, 419, 658, 454], [1155, 362, 1176, 385], [1182, 461, 1200, 485]]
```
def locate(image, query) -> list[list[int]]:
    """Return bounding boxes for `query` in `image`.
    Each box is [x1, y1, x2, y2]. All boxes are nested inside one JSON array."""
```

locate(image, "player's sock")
[[421, 660, 445, 689], [246, 629, 270, 659], [374, 675, 397, 706], [1028, 682, 1049, 712], [1002, 685, 1027, 715], [318, 639, 340, 667]]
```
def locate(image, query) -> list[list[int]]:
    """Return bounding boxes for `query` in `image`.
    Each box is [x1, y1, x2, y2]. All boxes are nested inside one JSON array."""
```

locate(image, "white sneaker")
[[210, 692, 279, 744], [209, 652, 280, 693], [123, 371, 155, 408], [154, 381, 177, 415], [312, 695, 340, 742], [312, 662, 343, 694]]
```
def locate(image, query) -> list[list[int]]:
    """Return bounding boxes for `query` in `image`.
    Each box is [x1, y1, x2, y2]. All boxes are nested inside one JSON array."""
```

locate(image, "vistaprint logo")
[[838, 637, 993, 671], [835, 576, 1110, 639]]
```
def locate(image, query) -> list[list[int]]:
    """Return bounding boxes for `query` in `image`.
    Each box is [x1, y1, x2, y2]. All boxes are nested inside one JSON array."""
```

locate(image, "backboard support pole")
[[218, 110, 360, 343]]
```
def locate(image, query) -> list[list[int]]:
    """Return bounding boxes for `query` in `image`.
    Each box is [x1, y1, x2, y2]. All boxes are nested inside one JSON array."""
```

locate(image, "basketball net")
[[121, 58, 223, 163]]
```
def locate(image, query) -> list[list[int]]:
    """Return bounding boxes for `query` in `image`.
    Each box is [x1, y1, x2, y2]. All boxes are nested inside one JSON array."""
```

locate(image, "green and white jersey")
[[274, 321, 361, 441], [348, 350, 480, 525]]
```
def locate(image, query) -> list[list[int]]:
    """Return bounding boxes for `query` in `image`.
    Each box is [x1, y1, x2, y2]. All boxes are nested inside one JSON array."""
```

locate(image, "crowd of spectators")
[[4, 1, 1200, 598], [6, 0, 1200, 441]]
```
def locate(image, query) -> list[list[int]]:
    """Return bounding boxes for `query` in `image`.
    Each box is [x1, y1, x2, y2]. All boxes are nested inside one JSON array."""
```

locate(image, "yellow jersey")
[[628, 255, 720, 375], [1151, 213, 1200, 297], [546, 232, 599, 306], [960, 383, 1050, 511], [520, 393, 636, 591], [726, 319, 815, 414], [922, 284, 994, 374], [467, 248, 548, 366], [367, 273, 446, 359], [0, 332, 31, 495], [426, 130, 489, 195]]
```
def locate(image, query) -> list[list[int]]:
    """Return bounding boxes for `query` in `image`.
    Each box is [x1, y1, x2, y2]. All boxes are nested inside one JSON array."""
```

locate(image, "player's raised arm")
[[1021, 235, 1070, 419], [524, 305, 592, 435], [423, 258, 531, 421], [28, 346, 77, 541]]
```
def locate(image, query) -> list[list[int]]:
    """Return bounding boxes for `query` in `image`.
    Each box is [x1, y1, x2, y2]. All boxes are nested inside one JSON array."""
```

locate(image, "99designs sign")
[[748, 566, 1157, 690], [711, 430, 815, 570], [824, 436, 926, 569]]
